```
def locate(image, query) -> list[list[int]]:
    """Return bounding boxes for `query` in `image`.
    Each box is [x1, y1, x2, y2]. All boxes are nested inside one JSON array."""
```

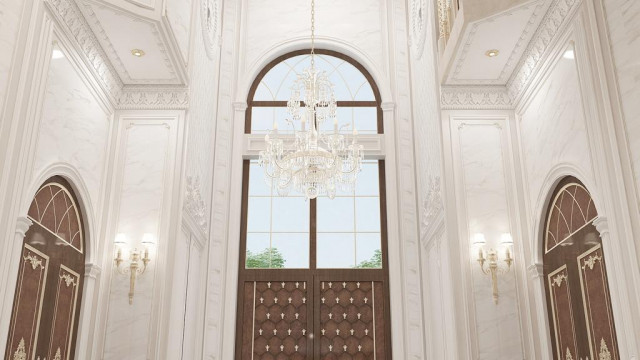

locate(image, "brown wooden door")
[[5, 177, 85, 360], [235, 161, 391, 359], [543, 177, 619, 360]]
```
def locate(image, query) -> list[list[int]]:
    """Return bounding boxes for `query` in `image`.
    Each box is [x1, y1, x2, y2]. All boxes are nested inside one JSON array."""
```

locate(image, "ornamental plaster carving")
[[507, 0, 580, 101], [201, 0, 221, 60], [421, 175, 444, 242], [117, 87, 189, 110], [184, 175, 208, 235], [15, 216, 33, 239], [440, 86, 513, 110], [409, 0, 428, 58]]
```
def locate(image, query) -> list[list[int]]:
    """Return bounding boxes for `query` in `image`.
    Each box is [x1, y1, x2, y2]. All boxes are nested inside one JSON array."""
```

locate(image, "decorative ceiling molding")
[[441, 86, 513, 110], [45, 0, 123, 99], [78, 0, 181, 85], [446, 0, 548, 86], [45, 0, 190, 110], [118, 87, 189, 110], [507, 0, 579, 101]]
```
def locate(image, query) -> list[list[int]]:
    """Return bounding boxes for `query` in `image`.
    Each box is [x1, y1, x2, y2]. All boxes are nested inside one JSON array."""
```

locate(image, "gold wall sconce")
[[114, 233, 154, 304], [473, 233, 513, 304]]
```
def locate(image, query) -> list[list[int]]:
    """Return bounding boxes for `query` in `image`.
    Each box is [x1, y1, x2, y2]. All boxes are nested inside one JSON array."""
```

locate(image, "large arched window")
[[542, 177, 618, 360], [236, 50, 391, 359]]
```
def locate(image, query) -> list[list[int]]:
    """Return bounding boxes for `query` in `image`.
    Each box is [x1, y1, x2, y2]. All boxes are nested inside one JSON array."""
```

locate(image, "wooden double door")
[[236, 272, 390, 360], [4, 178, 85, 360], [543, 178, 619, 360]]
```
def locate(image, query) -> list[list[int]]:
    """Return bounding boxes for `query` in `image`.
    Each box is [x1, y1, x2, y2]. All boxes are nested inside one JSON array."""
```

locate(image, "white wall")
[[0, 0, 27, 119], [32, 50, 111, 209], [518, 46, 594, 211]]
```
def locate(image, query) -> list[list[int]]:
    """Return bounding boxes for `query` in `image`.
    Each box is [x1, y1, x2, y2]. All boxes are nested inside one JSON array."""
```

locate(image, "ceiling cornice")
[[44, 0, 189, 110], [441, 0, 581, 110], [506, 0, 580, 101], [441, 86, 513, 110]]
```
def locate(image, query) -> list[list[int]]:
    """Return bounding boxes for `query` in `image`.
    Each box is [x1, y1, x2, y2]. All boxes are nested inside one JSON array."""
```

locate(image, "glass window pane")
[[356, 197, 381, 232], [356, 162, 380, 196], [252, 54, 376, 103], [317, 197, 354, 232], [248, 162, 271, 196], [353, 107, 378, 134], [250, 107, 292, 134], [271, 197, 309, 232], [246, 233, 271, 269], [271, 233, 309, 268], [355, 233, 382, 268], [317, 233, 356, 268], [247, 197, 270, 232]]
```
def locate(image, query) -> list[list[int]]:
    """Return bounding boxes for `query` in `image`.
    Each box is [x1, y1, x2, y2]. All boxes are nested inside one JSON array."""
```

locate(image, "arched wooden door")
[[543, 177, 619, 360], [4, 177, 85, 360]]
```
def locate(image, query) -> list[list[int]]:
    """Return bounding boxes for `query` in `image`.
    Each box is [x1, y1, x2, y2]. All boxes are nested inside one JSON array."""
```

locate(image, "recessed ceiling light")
[[131, 49, 145, 57], [485, 49, 499, 58], [51, 49, 64, 59], [563, 49, 575, 59]]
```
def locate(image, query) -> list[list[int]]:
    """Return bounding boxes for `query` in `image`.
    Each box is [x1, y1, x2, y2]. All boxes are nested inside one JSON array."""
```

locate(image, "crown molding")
[[117, 86, 189, 110], [440, 86, 513, 110], [507, 0, 580, 102], [45, 0, 191, 110]]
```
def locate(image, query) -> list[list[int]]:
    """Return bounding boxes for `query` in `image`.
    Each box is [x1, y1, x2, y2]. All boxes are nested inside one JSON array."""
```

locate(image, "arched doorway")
[[4, 176, 86, 360], [235, 49, 391, 359], [543, 177, 619, 360]]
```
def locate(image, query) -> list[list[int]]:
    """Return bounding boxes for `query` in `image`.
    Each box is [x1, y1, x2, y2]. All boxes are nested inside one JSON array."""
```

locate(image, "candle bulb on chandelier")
[[273, 121, 278, 132], [333, 118, 338, 132]]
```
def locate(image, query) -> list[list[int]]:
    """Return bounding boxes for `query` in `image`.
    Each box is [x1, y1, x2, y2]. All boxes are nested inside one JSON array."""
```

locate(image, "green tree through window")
[[355, 249, 383, 268], [246, 248, 286, 268]]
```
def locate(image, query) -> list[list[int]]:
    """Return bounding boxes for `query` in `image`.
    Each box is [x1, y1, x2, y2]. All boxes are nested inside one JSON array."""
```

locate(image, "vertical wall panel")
[[452, 119, 523, 360], [103, 119, 174, 360]]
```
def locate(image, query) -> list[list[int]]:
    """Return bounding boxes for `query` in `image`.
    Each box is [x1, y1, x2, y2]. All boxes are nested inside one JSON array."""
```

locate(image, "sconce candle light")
[[474, 233, 513, 304], [114, 233, 154, 304]]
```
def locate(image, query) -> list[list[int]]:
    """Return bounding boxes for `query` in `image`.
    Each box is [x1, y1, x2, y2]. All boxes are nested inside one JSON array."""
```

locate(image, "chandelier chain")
[[310, 0, 315, 69]]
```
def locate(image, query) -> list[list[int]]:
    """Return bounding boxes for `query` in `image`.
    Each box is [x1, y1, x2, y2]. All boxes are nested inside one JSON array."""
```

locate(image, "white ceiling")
[[77, 0, 188, 85], [444, 0, 551, 85]]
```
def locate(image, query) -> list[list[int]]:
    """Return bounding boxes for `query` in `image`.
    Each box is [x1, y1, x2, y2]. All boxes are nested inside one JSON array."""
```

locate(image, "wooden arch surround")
[[4, 176, 86, 360], [543, 176, 619, 360]]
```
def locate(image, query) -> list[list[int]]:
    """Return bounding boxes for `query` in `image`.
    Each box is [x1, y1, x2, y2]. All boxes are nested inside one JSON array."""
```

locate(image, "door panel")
[[46, 265, 81, 360], [5, 245, 49, 360], [240, 281, 311, 360], [547, 266, 578, 360], [317, 281, 386, 360], [577, 245, 618, 360]]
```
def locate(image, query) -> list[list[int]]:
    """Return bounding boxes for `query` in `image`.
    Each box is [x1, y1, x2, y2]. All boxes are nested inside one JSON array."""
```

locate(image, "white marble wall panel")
[[519, 53, 594, 209], [103, 122, 171, 360], [185, 2, 218, 208], [0, 0, 26, 118], [456, 122, 523, 360], [165, 0, 192, 63], [243, 0, 384, 79], [33, 53, 110, 208], [601, 0, 640, 202], [165, 227, 191, 359]]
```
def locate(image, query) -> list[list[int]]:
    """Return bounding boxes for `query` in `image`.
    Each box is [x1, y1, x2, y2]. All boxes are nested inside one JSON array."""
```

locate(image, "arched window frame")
[[236, 49, 392, 358]]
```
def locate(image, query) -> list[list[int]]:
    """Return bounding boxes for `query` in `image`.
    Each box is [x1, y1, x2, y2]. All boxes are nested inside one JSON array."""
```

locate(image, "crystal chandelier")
[[258, 0, 363, 200]]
